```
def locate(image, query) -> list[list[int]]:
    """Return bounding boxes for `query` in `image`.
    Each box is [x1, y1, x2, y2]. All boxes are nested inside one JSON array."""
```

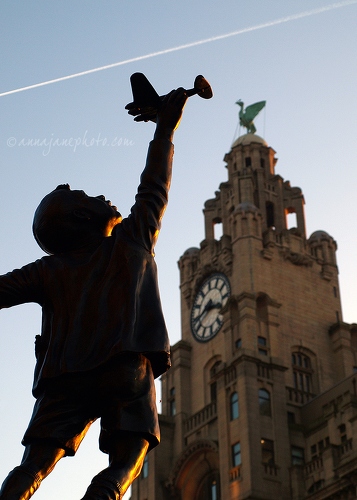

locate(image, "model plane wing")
[[125, 73, 161, 122]]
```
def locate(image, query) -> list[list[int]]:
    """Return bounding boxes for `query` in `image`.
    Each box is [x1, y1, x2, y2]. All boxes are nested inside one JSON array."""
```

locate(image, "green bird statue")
[[236, 100, 266, 134]]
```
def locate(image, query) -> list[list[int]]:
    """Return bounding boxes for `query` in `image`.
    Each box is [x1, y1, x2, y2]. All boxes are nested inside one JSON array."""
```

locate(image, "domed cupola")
[[308, 231, 337, 279]]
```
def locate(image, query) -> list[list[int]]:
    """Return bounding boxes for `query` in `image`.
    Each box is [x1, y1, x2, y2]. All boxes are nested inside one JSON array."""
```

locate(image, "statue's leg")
[[0, 443, 65, 500], [80, 434, 149, 500]]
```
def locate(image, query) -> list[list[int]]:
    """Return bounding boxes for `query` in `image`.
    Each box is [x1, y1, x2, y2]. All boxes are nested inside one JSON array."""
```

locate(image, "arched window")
[[286, 207, 297, 229], [230, 392, 239, 420], [258, 388, 271, 416], [210, 361, 221, 377], [213, 221, 223, 240], [196, 471, 221, 500], [292, 352, 313, 394]]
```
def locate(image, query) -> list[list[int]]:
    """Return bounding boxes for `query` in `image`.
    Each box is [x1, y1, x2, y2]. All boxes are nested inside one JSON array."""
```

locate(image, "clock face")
[[191, 273, 231, 342]]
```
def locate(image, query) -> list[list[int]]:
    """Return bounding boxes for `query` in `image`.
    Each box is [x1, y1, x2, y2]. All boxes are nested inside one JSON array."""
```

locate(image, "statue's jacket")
[[0, 139, 173, 397]]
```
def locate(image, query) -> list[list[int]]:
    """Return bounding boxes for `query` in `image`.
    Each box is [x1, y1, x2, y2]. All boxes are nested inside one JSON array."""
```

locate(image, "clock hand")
[[200, 299, 212, 316], [199, 300, 223, 321], [197, 300, 212, 322], [205, 301, 222, 312]]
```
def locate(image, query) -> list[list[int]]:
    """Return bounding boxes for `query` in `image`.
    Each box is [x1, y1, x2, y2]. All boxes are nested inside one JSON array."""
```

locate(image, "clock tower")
[[130, 132, 357, 500]]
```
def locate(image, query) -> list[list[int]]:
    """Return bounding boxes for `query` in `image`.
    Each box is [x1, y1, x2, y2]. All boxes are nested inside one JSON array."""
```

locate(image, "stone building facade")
[[130, 133, 357, 500]]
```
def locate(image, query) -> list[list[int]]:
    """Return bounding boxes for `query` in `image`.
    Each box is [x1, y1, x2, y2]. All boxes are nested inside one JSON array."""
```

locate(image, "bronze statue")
[[0, 81, 191, 499], [236, 99, 266, 134]]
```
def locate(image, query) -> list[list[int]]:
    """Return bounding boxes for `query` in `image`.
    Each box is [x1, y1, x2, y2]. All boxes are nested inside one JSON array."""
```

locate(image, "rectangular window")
[[230, 392, 239, 420], [291, 446, 305, 466], [287, 412, 295, 425], [305, 375, 311, 393], [170, 399, 176, 416], [261, 438, 274, 465], [169, 387, 176, 416], [211, 481, 218, 500], [258, 337, 268, 355], [339, 424, 347, 442], [266, 202, 275, 228], [232, 442, 241, 467], [293, 372, 298, 389], [210, 382, 217, 402], [142, 455, 148, 478]]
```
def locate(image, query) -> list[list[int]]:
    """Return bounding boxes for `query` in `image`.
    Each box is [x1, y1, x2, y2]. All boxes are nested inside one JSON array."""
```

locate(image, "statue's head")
[[33, 184, 122, 254]]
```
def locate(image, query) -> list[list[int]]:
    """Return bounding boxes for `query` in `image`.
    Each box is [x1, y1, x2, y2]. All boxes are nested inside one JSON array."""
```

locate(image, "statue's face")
[[33, 187, 123, 254], [71, 190, 122, 236]]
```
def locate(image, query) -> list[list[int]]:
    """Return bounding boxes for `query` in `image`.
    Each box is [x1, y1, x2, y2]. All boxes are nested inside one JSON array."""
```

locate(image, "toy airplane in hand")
[[125, 72, 213, 122]]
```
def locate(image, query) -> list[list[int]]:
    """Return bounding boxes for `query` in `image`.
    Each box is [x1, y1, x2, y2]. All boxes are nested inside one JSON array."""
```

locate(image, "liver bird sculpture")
[[236, 100, 266, 134]]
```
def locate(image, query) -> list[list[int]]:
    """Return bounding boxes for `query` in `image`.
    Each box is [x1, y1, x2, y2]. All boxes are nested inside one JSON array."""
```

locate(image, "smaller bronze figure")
[[236, 99, 266, 134], [0, 84, 189, 499]]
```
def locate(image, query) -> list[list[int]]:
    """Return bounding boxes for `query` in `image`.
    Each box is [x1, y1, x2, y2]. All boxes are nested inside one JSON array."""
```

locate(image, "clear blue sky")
[[1, 1, 356, 498]]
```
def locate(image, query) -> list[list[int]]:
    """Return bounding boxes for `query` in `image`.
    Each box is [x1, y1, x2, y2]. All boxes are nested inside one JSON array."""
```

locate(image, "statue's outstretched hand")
[[154, 88, 187, 141], [125, 101, 160, 123]]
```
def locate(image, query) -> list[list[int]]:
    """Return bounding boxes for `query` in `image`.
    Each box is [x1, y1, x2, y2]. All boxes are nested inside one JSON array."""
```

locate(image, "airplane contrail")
[[1, 0, 356, 98]]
